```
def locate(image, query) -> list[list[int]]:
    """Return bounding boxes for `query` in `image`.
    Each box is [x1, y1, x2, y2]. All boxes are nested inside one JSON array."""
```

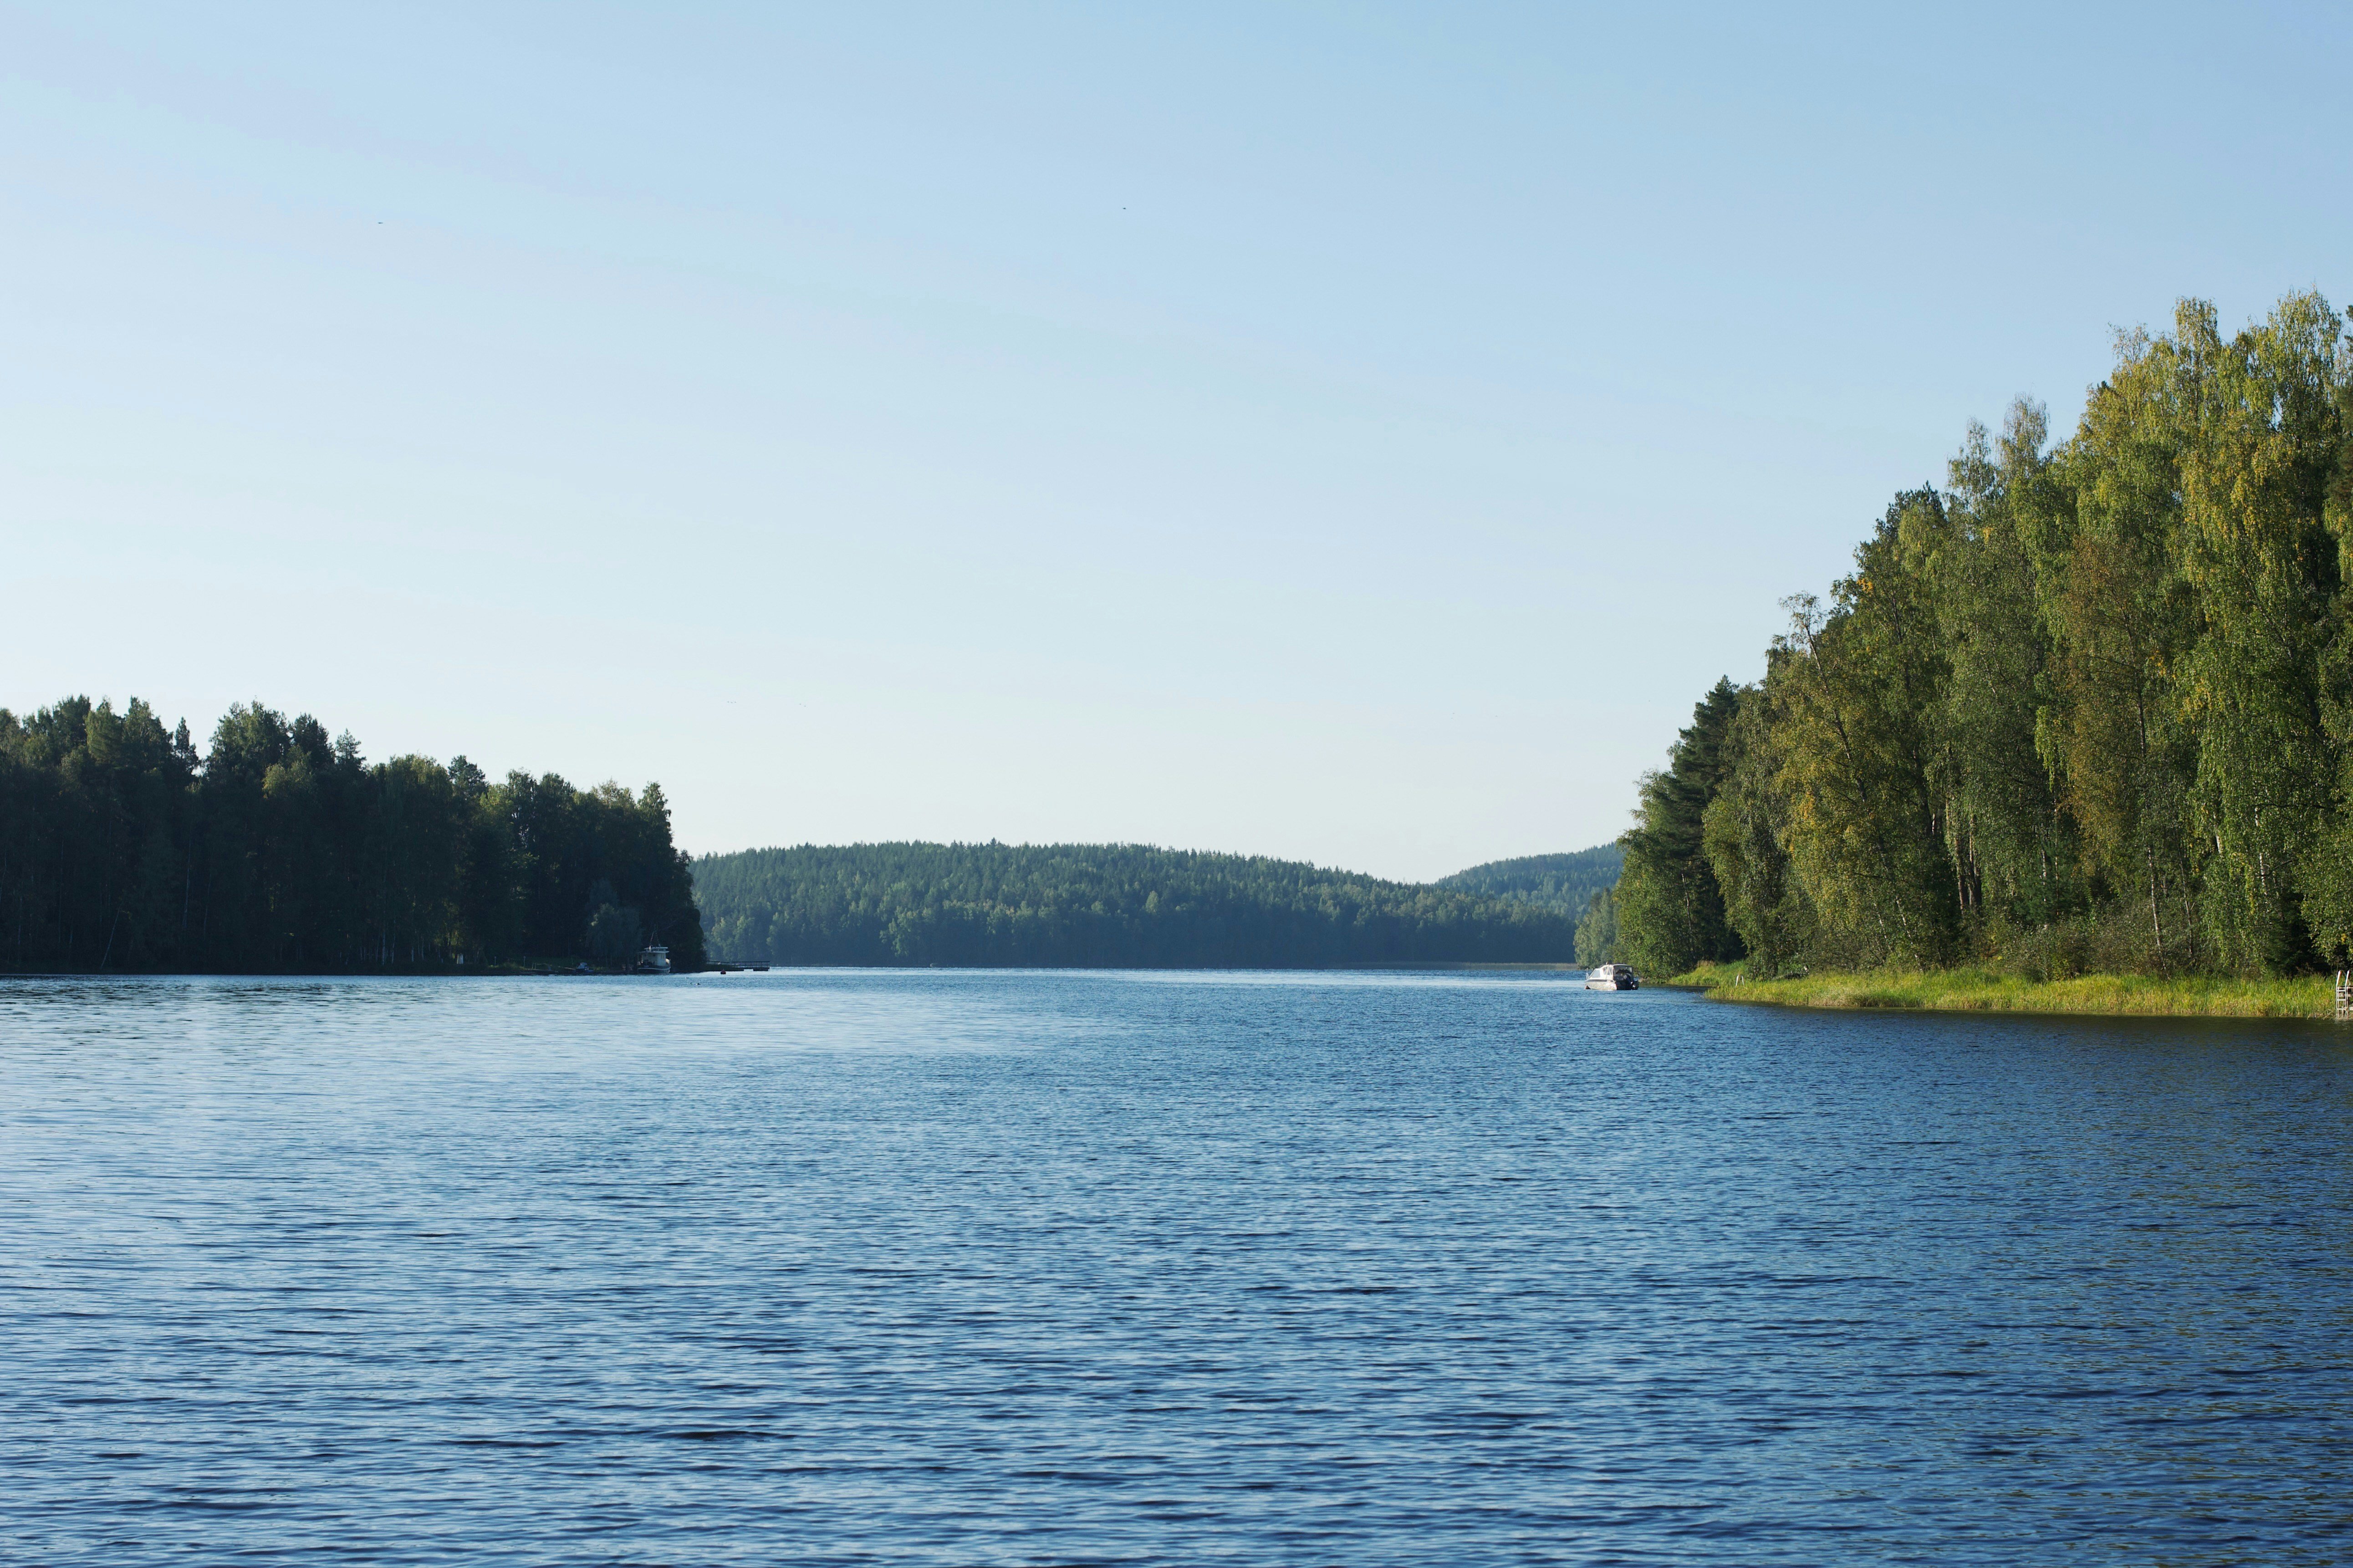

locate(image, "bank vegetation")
[[1669, 962, 2331, 1018], [1602, 293, 2353, 995]]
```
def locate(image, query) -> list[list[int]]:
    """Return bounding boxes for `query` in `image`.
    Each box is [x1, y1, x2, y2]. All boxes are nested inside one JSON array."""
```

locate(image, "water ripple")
[[2, 972, 2349, 1563]]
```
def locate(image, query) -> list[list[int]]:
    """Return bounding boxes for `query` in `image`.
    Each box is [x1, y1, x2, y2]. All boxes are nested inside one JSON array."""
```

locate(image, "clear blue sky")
[[7, 3, 2350, 880]]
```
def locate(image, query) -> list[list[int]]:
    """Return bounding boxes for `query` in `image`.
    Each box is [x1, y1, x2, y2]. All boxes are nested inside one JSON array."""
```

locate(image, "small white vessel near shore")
[[1585, 963, 1639, 990], [635, 944, 671, 975]]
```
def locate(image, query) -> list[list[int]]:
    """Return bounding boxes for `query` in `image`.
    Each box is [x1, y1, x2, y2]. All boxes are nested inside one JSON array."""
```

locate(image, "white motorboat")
[[1585, 963, 1639, 990]]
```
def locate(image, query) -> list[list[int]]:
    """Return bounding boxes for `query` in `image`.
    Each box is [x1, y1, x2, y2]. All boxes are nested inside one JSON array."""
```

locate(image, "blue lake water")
[[2, 971, 2348, 1564]]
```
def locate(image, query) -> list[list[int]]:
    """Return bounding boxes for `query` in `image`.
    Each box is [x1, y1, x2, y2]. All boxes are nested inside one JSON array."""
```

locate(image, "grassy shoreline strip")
[[1663, 962, 2334, 1019]]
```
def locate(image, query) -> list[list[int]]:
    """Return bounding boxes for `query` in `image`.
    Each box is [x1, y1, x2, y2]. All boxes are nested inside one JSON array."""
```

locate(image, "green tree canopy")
[[1616, 290, 2353, 980], [0, 696, 702, 972]]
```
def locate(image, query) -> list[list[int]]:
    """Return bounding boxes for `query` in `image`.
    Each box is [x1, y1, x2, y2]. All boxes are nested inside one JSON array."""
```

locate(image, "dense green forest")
[[0, 695, 703, 972], [1611, 292, 2353, 982], [1434, 846, 1622, 916], [695, 841, 1576, 967], [1435, 846, 1624, 967]]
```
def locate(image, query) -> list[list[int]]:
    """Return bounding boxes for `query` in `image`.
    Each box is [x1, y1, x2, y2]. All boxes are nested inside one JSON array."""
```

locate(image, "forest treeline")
[[1606, 293, 2353, 982], [694, 841, 1576, 967], [0, 696, 704, 972], [1434, 846, 1622, 917]]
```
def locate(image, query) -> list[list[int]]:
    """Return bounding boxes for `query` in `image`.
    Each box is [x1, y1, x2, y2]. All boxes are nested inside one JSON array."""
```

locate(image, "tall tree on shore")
[[1931, 404, 2077, 942], [1613, 678, 1744, 977], [1760, 495, 1960, 968], [2173, 295, 2344, 971], [1701, 683, 1807, 978]]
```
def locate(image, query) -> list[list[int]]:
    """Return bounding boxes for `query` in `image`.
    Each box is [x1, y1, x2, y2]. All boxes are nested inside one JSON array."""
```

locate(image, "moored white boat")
[[1585, 963, 1639, 990]]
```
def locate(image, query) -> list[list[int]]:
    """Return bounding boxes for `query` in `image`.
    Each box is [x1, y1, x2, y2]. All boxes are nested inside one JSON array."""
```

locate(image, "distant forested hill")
[[1434, 845, 1623, 917], [694, 842, 1575, 967]]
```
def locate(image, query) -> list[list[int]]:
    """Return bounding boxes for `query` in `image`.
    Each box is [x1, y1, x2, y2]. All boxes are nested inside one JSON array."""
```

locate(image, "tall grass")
[[1669, 963, 2333, 1018]]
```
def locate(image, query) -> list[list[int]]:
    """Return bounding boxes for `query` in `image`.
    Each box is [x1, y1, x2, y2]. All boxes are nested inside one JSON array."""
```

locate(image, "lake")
[[2, 971, 2348, 1564]]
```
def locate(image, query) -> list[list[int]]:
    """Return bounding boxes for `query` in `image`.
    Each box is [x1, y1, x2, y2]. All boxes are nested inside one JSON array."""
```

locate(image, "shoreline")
[[1670, 963, 2338, 1020], [0, 960, 1591, 980]]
